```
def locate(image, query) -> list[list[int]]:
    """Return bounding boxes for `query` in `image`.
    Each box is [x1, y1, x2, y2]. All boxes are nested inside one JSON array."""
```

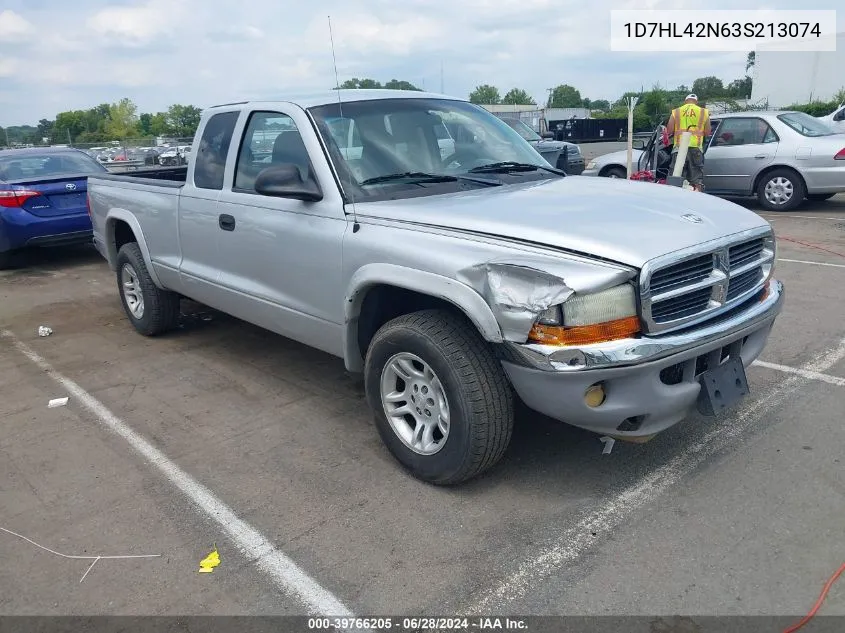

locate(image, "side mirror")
[[632, 138, 646, 150], [254, 163, 322, 202], [541, 131, 554, 139]]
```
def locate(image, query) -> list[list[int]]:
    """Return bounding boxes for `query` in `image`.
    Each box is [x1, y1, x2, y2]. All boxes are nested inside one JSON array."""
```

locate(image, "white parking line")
[[1, 329, 354, 618], [777, 258, 845, 269], [464, 337, 845, 614], [752, 360, 845, 387]]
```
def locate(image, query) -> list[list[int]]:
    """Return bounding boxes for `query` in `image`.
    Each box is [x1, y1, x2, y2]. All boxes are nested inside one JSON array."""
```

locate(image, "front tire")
[[757, 168, 805, 211], [364, 309, 514, 485], [116, 242, 180, 336], [602, 166, 626, 179]]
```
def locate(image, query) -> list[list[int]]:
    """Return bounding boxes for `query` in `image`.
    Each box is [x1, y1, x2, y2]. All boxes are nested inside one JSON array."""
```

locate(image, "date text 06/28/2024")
[[610, 9, 837, 52], [307, 617, 528, 630]]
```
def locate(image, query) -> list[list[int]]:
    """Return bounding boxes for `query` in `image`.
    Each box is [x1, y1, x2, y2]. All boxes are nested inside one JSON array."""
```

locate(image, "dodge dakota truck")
[[88, 89, 784, 485]]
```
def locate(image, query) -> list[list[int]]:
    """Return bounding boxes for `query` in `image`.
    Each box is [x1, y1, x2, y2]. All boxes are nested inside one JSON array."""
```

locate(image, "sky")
[[0, 0, 843, 127]]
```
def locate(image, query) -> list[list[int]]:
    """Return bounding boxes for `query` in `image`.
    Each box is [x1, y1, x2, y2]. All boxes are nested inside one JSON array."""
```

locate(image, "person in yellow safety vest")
[[666, 93, 711, 192]]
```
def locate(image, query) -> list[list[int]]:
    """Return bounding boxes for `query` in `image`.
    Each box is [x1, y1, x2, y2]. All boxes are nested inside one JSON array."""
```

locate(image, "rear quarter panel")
[[88, 177, 182, 288]]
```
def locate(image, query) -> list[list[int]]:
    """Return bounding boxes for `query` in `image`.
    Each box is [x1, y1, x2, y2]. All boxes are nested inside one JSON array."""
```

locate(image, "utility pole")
[[4, 127, 9, 148], [546, 87, 554, 108], [67, 128, 72, 147]]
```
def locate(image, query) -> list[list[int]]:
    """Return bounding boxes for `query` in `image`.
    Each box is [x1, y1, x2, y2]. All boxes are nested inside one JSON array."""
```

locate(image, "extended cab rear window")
[[194, 111, 239, 190]]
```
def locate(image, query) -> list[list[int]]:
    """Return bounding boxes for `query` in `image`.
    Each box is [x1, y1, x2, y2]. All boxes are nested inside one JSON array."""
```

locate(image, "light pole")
[[625, 96, 639, 179]]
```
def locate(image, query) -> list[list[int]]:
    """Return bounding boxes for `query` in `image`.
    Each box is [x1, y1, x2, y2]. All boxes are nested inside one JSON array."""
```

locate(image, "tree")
[[746, 51, 755, 73], [336, 78, 383, 89], [165, 104, 203, 137], [37, 119, 54, 140], [383, 79, 421, 91], [691, 76, 725, 100], [726, 76, 752, 99], [105, 98, 140, 139], [547, 84, 583, 108], [150, 113, 172, 136], [502, 88, 536, 105], [469, 84, 501, 105], [54, 110, 87, 143], [590, 99, 610, 111], [138, 113, 154, 137]]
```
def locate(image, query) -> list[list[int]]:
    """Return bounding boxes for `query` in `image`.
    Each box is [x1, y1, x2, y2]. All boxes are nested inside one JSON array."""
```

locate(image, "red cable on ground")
[[782, 560, 845, 633], [778, 236, 845, 260]]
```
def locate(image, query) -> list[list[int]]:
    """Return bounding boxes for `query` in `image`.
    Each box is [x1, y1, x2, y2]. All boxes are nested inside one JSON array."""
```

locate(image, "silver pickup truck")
[[88, 89, 784, 485]]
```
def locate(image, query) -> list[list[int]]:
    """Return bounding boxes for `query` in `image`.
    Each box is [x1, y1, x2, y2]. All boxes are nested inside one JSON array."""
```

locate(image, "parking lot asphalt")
[[1, 194, 844, 621]]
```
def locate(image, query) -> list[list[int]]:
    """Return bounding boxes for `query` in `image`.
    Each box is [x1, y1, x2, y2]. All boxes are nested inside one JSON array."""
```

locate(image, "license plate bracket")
[[696, 356, 749, 416]]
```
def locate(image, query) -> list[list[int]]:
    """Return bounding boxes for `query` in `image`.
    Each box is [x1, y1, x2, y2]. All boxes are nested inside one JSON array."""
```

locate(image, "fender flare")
[[104, 209, 164, 288], [342, 263, 503, 373]]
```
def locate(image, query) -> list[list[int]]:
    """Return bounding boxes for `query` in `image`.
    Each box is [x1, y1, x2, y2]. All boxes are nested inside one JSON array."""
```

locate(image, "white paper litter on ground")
[[38, 326, 53, 337], [600, 436, 615, 455], [48, 397, 69, 408]]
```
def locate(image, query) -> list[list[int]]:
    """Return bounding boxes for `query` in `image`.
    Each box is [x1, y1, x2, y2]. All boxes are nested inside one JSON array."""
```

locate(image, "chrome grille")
[[650, 254, 714, 295], [640, 228, 775, 334]]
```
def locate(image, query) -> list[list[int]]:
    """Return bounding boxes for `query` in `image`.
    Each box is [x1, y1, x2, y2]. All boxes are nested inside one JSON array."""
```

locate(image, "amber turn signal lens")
[[527, 315, 641, 346]]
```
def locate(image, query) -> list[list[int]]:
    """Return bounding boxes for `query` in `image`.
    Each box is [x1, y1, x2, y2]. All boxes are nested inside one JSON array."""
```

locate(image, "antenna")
[[328, 15, 359, 233]]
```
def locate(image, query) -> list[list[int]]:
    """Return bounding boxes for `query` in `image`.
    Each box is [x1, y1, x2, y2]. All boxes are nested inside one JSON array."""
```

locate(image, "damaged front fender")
[[457, 255, 635, 341]]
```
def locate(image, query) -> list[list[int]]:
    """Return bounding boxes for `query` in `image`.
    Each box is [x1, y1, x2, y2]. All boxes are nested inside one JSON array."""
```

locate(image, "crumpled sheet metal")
[[458, 261, 574, 341]]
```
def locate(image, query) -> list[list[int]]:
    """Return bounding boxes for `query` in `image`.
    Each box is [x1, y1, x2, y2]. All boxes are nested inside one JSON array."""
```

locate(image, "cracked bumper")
[[500, 279, 784, 438]]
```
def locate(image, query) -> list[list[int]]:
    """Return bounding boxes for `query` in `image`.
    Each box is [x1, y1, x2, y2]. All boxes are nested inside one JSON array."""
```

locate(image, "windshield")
[[0, 151, 106, 181], [777, 112, 834, 137], [501, 118, 541, 141], [308, 98, 553, 198]]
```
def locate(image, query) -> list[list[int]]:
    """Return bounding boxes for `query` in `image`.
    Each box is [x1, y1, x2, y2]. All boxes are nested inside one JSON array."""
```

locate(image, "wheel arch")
[[752, 164, 807, 198], [104, 210, 164, 287], [343, 264, 503, 373]]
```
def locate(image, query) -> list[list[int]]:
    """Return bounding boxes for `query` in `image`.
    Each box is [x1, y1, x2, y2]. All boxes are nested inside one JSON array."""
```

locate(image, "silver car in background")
[[582, 111, 845, 211]]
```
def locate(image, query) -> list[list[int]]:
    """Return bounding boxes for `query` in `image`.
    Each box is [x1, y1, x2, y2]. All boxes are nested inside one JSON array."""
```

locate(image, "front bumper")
[[500, 279, 784, 439], [566, 158, 585, 175]]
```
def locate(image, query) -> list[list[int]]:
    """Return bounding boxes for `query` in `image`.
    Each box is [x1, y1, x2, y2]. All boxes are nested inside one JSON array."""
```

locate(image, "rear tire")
[[364, 309, 514, 485], [116, 242, 180, 336], [756, 168, 805, 212], [603, 166, 626, 179]]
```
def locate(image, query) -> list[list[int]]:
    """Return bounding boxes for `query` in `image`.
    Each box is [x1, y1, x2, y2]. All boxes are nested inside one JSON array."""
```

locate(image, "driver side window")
[[234, 111, 314, 193]]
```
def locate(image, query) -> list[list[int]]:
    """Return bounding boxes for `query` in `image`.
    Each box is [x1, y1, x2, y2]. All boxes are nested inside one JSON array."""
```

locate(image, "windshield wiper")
[[468, 161, 566, 176], [360, 171, 500, 186], [361, 172, 456, 185]]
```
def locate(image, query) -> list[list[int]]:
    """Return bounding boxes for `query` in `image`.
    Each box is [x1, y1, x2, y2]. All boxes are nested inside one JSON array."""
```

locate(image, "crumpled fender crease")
[[457, 260, 575, 341]]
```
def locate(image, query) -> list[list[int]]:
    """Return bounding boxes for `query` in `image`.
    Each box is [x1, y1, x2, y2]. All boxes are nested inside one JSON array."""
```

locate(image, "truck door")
[[702, 116, 778, 195], [177, 109, 240, 304], [214, 106, 348, 357]]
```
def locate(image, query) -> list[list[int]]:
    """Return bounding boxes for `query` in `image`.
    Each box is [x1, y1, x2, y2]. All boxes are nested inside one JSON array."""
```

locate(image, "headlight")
[[586, 160, 597, 170], [527, 284, 641, 346]]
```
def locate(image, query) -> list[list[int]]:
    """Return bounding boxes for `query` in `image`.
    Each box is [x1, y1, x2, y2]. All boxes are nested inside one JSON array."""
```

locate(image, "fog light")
[[584, 383, 606, 408]]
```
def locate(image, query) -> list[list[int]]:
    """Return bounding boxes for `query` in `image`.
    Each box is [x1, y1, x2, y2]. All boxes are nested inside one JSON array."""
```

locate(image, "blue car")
[[0, 147, 108, 268]]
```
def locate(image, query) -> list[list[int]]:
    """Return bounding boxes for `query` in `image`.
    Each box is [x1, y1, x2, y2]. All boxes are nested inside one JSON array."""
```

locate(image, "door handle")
[[218, 214, 236, 231], [754, 154, 767, 159]]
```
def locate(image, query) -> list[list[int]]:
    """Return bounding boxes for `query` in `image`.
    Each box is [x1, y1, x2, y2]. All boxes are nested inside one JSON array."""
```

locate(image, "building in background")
[[751, 31, 844, 108]]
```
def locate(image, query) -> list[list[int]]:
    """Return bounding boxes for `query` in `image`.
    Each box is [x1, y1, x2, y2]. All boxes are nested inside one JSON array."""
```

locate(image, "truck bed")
[[94, 165, 188, 187]]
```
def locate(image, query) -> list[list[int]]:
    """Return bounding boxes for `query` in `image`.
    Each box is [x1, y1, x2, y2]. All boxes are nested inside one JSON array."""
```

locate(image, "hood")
[[532, 139, 577, 150], [590, 148, 644, 166], [354, 176, 770, 269]]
